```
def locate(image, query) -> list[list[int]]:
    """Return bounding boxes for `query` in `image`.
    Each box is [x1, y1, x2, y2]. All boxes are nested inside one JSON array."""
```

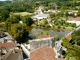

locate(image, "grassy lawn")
[[0, 22, 5, 25], [64, 27, 73, 31], [12, 12, 32, 16], [32, 24, 73, 31], [69, 57, 76, 60], [67, 48, 80, 57], [72, 45, 80, 51]]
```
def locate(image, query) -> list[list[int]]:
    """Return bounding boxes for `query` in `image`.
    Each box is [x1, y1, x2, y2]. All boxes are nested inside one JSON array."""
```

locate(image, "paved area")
[[0, 32, 12, 42]]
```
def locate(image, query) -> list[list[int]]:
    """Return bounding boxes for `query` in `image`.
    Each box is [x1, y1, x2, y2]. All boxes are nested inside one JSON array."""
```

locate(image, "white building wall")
[[67, 20, 80, 26]]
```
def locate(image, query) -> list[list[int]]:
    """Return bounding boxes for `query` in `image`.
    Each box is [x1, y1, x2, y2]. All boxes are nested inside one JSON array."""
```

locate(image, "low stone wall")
[[30, 37, 55, 51]]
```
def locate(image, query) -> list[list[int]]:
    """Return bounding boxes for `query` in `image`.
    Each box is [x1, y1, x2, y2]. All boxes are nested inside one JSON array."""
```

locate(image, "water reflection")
[[27, 26, 71, 39]]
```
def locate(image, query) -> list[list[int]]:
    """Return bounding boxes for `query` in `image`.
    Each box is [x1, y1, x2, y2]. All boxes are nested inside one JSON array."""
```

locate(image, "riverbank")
[[26, 26, 71, 39], [32, 24, 73, 31]]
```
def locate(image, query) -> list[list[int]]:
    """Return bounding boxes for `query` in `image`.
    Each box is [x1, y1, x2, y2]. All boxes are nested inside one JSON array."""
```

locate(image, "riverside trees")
[[22, 15, 34, 26], [71, 29, 80, 46], [11, 24, 29, 43], [62, 29, 80, 60], [5, 15, 31, 43]]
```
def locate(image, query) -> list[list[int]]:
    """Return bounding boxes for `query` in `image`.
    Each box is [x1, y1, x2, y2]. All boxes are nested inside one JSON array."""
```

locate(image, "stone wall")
[[30, 37, 55, 51]]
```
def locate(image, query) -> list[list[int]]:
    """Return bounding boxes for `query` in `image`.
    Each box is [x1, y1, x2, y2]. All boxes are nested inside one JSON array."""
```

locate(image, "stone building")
[[30, 37, 55, 51]]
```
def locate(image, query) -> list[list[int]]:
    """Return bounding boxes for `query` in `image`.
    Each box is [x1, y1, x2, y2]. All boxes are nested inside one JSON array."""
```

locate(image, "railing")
[[21, 44, 30, 58]]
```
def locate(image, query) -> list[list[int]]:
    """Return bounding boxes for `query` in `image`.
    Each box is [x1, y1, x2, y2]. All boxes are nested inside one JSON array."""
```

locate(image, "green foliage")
[[57, 25, 61, 29], [75, 56, 80, 60], [71, 29, 80, 45], [0, 22, 5, 31], [62, 38, 72, 48], [11, 24, 29, 43], [0, 9, 9, 21], [72, 45, 80, 51], [65, 48, 80, 60], [12, 15, 22, 21], [77, 9, 80, 16], [23, 15, 34, 26], [45, 24, 51, 28], [70, 23, 76, 27], [69, 57, 76, 60], [65, 51, 73, 58], [0, 1, 35, 13], [43, 19, 48, 25], [5, 16, 19, 32], [50, 13, 55, 18], [54, 35, 59, 41]]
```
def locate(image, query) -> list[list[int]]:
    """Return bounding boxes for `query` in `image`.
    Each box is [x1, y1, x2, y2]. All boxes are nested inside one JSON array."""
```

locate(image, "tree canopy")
[[0, 9, 9, 21], [5, 16, 19, 32], [71, 29, 80, 46], [11, 24, 29, 43], [23, 15, 34, 26]]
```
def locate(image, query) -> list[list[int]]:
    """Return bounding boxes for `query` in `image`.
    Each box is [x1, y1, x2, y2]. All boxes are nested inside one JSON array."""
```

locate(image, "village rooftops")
[[38, 6, 44, 10], [2, 49, 22, 60], [67, 16, 80, 26], [0, 42, 17, 48], [68, 17, 80, 21], [32, 14, 49, 20], [30, 46, 57, 60]]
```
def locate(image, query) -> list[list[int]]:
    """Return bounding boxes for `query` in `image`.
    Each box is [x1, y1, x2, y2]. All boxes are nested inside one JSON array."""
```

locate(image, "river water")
[[27, 26, 71, 39]]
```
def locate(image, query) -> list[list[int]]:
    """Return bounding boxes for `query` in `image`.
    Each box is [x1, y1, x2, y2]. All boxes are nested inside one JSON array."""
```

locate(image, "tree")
[[54, 35, 59, 41], [77, 9, 80, 16], [57, 25, 61, 29], [11, 24, 29, 43], [12, 15, 22, 21], [43, 19, 48, 25], [23, 15, 34, 26], [62, 38, 72, 48], [71, 29, 80, 45], [71, 23, 76, 27], [50, 13, 55, 18], [0, 16, 2, 22], [1, 10, 9, 21], [5, 16, 19, 32]]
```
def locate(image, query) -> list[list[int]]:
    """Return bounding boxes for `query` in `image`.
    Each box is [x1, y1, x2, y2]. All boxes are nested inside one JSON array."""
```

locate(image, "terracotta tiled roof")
[[30, 46, 57, 60], [0, 42, 3, 48], [68, 16, 80, 21], [38, 34, 50, 39], [0, 42, 17, 48]]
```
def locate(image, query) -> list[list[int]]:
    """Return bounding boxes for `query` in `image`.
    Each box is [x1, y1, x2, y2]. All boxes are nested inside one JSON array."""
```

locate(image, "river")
[[27, 26, 71, 39]]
